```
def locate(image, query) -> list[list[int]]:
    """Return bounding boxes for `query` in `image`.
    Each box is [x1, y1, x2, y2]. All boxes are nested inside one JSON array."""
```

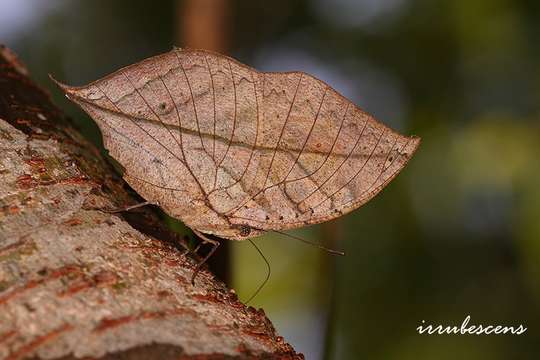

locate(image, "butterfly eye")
[[239, 225, 251, 237]]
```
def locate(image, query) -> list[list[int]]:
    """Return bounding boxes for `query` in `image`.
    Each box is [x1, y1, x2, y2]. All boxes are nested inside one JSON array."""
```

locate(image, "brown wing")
[[55, 48, 419, 240]]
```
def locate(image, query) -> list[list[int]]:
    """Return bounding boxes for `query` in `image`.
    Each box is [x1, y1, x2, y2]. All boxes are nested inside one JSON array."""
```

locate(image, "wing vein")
[[213, 59, 238, 189], [312, 127, 388, 210], [121, 72, 185, 163], [261, 74, 303, 189], [225, 73, 302, 215], [297, 105, 366, 208], [282, 86, 328, 184], [338, 136, 411, 209], [283, 102, 349, 185], [176, 53, 213, 160], [204, 55, 217, 162], [94, 84, 187, 168], [209, 69, 261, 196]]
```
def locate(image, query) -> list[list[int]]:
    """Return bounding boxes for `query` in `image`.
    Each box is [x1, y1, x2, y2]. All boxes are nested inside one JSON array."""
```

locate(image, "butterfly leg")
[[192, 243, 203, 254], [173, 233, 191, 255], [190, 229, 220, 285], [178, 234, 203, 256], [103, 201, 160, 213]]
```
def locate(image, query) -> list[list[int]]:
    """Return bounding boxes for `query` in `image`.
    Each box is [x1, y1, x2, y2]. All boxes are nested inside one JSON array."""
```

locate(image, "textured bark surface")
[[0, 46, 301, 360]]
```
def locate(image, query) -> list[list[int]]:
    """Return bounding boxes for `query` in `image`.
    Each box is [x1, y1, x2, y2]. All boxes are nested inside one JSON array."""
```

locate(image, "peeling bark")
[[0, 46, 301, 360]]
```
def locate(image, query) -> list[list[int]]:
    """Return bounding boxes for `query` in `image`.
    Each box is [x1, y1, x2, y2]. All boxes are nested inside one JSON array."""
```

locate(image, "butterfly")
[[53, 48, 420, 281]]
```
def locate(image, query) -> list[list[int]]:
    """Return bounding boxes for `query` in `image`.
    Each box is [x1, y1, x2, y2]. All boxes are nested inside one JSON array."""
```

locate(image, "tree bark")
[[0, 46, 301, 360]]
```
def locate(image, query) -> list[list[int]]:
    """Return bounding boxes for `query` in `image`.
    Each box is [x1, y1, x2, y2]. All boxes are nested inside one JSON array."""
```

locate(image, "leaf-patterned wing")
[[55, 49, 419, 240], [220, 68, 420, 231], [55, 50, 236, 237]]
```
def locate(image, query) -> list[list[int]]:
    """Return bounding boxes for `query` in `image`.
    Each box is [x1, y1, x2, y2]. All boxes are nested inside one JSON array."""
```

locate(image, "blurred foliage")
[[3, 0, 539, 358]]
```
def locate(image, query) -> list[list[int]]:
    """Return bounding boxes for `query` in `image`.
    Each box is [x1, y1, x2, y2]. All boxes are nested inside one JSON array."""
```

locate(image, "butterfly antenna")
[[271, 229, 345, 256], [245, 239, 271, 304]]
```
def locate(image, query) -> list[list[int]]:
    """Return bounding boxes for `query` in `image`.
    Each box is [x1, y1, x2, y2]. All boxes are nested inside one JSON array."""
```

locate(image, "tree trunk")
[[0, 46, 301, 360]]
